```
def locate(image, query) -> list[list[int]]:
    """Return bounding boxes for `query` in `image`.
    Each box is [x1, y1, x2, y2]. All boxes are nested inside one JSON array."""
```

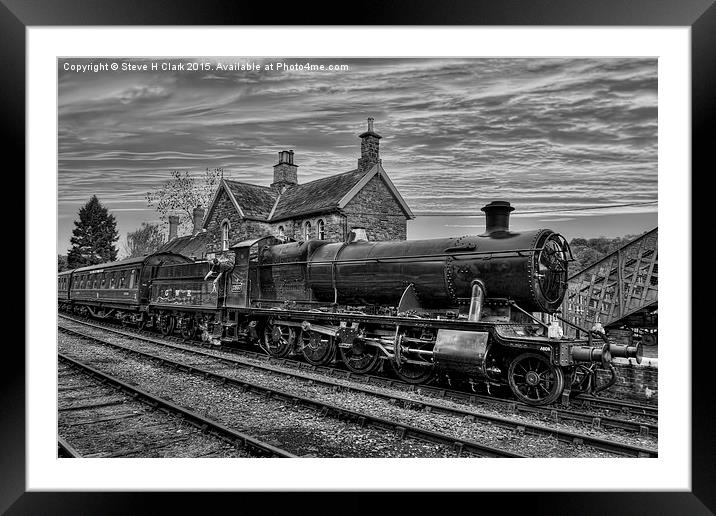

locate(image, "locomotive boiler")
[[259, 201, 569, 313]]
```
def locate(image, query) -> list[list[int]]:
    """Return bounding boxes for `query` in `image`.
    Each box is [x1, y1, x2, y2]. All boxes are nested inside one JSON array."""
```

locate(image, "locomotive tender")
[[58, 201, 641, 406]]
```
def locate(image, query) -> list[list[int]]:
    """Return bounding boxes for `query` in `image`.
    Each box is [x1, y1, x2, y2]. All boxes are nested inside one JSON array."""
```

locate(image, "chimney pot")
[[272, 150, 299, 188], [481, 201, 515, 235], [358, 118, 382, 173], [192, 207, 205, 236], [168, 215, 180, 241]]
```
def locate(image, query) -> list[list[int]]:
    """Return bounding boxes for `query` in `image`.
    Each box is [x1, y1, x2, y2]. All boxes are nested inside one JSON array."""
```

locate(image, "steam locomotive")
[[58, 201, 641, 406]]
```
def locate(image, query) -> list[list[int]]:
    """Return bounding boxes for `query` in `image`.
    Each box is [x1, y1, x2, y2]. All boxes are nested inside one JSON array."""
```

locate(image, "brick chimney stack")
[[357, 117, 382, 173], [192, 207, 205, 236], [168, 215, 179, 241], [271, 150, 298, 190]]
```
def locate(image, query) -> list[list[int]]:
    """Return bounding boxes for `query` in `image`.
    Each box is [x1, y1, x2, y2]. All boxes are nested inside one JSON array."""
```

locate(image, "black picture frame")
[[4, 1, 709, 514]]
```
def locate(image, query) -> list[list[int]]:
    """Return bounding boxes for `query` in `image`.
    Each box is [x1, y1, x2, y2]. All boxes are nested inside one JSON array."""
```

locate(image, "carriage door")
[[225, 247, 250, 308]]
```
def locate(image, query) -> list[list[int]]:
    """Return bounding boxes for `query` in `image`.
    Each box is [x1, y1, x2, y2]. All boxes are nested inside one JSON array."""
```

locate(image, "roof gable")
[[224, 180, 278, 220], [203, 179, 278, 226], [337, 163, 414, 219]]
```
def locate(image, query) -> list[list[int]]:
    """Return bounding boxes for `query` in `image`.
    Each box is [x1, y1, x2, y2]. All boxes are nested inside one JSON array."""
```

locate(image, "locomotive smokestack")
[[481, 201, 515, 235]]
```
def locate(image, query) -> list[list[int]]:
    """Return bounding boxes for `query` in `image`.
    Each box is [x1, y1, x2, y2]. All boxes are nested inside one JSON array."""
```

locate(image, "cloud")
[[58, 57, 657, 248]]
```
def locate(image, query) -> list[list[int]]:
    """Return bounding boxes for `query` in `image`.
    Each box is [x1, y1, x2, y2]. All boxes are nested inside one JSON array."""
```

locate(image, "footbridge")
[[561, 228, 658, 343]]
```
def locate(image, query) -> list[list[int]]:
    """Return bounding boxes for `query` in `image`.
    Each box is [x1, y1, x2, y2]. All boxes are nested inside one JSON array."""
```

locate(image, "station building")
[[160, 118, 413, 259]]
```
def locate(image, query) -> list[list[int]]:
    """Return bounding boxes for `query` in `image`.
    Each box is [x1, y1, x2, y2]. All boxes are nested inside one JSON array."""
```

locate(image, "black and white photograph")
[[56, 56, 659, 461]]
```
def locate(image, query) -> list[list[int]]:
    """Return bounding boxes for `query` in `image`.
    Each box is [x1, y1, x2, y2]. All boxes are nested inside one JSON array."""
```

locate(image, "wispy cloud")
[[58, 57, 657, 248]]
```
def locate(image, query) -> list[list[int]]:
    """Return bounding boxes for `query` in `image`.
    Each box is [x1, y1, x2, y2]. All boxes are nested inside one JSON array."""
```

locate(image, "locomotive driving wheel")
[[339, 338, 381, 374], [507, 352, 565, 405], [391, 332, 434, 384], [263, 324, 296, 358], [300, 330, 336, 366]]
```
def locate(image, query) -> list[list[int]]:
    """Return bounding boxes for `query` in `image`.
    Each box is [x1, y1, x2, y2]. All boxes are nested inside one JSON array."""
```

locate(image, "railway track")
[[59, 314, 658, 435], [58, 352, 295, 458], [570, 395, 658, 419], [59, 319, 657, 458], [59, 325, 524, 458]]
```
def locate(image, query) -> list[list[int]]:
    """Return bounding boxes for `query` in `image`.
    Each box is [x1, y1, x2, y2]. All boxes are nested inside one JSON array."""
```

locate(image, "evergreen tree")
[[57, 254, 68, 272], [67, 196, 118, 268]]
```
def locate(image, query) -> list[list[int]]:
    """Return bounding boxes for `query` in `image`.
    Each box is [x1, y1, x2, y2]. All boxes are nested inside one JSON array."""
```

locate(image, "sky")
[[58, 57, 658, 255]]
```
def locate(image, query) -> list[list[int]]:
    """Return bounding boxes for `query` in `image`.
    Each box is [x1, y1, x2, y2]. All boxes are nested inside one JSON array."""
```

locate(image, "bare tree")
[[124, 223, 167, 258], [146, 168, 222, 236]]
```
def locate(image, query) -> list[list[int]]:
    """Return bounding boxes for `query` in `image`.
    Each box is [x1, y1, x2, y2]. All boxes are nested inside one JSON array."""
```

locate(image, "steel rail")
[[58, 352, 296, 458], [57, 436, 82, 458], [570, 395, 658, 419], [59, 326, 523, 458], [60, 319, 656, 457], [59, 313, 659, 430]]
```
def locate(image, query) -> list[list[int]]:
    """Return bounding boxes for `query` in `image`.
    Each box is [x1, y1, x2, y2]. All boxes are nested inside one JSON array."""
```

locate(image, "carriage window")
[[93, 278, 98, 289], [110, 275, 116, 288], [100, 274, 106, 288], [304, 221, 312, 240], [120, 273, 126, 288], [129, 269, 136, 288], [317, 219, 325, 240], [221, 220, 230, 251]]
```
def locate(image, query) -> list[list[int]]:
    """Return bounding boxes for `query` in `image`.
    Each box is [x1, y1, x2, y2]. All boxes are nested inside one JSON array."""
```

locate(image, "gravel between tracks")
[[58, 363, 251, 458], [59, 324, 656, 457], [60, 334, 453, 458]]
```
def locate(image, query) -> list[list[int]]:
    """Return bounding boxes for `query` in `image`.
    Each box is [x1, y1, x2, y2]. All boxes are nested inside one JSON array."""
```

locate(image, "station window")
[[221, 220, 230, 251], [304, 221, 312, 240], [317, 219, 325, 240]]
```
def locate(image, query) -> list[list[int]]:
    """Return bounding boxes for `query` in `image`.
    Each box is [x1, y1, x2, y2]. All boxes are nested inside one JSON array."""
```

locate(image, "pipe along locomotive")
[[58, 201, 641, 406]]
